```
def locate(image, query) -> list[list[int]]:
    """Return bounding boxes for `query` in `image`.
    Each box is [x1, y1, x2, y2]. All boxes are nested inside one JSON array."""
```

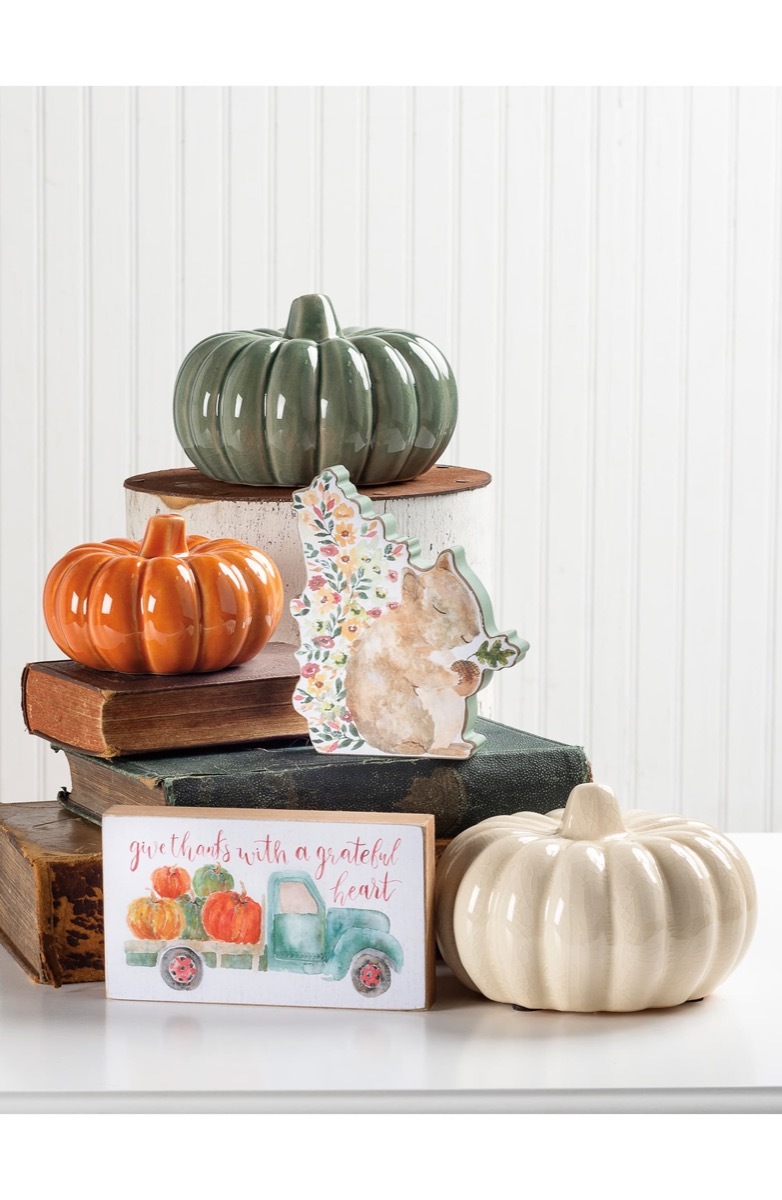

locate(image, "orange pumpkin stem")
[[139, 514, 190, 559]]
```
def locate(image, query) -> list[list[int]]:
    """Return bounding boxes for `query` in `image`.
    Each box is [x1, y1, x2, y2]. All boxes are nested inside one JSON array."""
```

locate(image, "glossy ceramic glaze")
[[436, 783, 758, 1013], [173, 293, 459, 487], [43, 514, 284, 674]]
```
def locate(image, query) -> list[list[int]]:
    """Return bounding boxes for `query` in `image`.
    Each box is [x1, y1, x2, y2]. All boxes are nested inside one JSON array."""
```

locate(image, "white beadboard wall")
[[1, 86, 780, 830]]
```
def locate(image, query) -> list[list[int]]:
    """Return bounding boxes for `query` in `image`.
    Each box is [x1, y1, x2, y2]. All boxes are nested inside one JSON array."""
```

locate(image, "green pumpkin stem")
[[284, 294, 342, 342], [139, 514, 190, 559]]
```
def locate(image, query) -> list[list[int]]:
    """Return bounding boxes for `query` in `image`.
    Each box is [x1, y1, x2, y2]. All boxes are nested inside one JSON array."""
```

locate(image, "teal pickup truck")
[[125, 869, 404, 998]]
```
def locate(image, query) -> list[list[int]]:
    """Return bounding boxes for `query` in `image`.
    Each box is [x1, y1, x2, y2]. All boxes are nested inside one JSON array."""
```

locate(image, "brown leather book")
[[21, 643, 306, 758], [0, 802, 104, 986]]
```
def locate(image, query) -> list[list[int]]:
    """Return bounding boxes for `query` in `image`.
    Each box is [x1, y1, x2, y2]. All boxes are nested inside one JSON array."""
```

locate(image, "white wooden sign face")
[[102, 807, 434, 1011]]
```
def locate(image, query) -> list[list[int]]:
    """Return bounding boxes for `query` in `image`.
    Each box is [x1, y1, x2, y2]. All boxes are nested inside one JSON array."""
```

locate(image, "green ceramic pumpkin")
[[173, 293, 458, 487]]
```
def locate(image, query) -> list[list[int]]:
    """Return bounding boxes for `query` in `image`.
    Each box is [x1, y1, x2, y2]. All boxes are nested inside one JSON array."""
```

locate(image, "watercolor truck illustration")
[[124, 866, 404, 997]]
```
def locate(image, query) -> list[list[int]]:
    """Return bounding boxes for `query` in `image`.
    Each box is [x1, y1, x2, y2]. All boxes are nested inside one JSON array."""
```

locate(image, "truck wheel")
[[160, 946, 203, 991], [350, 951, 392, 996]]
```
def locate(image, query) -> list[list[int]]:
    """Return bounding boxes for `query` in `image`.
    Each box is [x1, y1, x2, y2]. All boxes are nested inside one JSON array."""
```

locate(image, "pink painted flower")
[[392, 544, 405, 556], [388, 602, 400, 610], [313, 635, 335, 649], [366, 608, 383, 619], [331, 591, 343, 604], [290, 598, 307, 614], [322, 741, 340, 753], [321, 544, 339, 558], [309, 574, 326, 590], [343, 709, 353, 721], [388, 570, 399, 582], [301, 662, 320, 678]]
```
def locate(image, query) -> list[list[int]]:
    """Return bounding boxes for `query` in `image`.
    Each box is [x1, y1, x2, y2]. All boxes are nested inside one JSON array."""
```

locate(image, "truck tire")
[[350, 950, 392, 996], [160, 946, 204, 991]]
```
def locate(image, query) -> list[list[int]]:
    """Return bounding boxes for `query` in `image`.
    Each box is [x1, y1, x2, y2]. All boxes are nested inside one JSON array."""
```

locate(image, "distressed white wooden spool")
[[124, 465, 493, 649]]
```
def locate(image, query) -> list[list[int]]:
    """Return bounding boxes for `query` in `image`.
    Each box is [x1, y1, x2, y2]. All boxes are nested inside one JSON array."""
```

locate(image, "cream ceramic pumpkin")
[[436, 783, 757, 1012]]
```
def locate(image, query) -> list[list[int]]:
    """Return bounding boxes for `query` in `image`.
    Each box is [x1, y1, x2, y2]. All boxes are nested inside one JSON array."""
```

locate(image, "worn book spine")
[[57, 720, 592, 840], [0, 802, 104, 986], [22, 647, 306, 758]]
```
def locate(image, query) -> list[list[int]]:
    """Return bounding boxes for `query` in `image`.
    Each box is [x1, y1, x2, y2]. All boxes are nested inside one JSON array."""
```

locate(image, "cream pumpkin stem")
[[139, 514, 190, 559], [559, 783, 627, 841]]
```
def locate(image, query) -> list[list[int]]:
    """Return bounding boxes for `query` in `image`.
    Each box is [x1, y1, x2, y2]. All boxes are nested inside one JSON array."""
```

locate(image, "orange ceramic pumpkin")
[[202, 886, 262, 945], [43, 513, 284, 674], [127, 894, 186, 941], [151, 865, 191, 899]]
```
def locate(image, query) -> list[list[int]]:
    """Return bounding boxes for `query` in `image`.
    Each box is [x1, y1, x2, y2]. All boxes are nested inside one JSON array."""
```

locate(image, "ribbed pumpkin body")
[[202, 888, 262, 945], [127, 895, 186, 941], [43, 513, 283, 674], [436, 784, 758, 1012], [173, 293, 458, 486]]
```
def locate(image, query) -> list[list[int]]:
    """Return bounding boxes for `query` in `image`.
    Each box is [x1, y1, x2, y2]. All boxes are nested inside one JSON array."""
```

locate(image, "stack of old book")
[[0, 292, 593, 989], [1, 635, 591, 987]]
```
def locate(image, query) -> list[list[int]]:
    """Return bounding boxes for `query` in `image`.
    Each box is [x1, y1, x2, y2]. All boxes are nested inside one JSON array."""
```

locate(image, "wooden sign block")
[[102, 806, 435, 1011], [290, 465, 528, 758]]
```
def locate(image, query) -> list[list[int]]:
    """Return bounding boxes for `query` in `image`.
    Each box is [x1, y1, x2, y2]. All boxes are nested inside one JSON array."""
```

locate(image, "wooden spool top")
[[124, 464, 492, 506]]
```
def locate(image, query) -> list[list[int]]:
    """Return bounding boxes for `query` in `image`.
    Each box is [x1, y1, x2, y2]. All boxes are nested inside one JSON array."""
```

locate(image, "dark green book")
[[55, 718, 592, 841]]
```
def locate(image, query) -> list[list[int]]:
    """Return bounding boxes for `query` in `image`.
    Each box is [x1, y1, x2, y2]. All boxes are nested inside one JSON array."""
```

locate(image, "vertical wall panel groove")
[[719, 88, 740, 832], [267, 87, 277, 320], [719, 87, 738, 835], [537, 87, 553, 734], [128, 87, 139, 477], [448, 86, 462, 467], [767, 91, 782, 831], [35, 86, 46, 663], [222, 86, 231, 330], [583, 87, 599, 756], [82, 87, 92, 537], [629, 90, 647, 805], [494, 85, 509, 694], [406, 87, 415, 329], [358, 87, 369, 323], [673, 87, 693, 815], [313, 86, 324, 293], [175, 85, 185, 405]]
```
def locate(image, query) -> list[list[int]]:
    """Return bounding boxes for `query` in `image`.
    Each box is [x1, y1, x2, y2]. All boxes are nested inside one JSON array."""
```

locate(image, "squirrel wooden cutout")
[[290, 466, 528, 758]]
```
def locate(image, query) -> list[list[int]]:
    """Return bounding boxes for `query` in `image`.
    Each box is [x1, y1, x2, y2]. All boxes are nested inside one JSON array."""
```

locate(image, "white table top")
[[1, 831, 780, 1114]]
